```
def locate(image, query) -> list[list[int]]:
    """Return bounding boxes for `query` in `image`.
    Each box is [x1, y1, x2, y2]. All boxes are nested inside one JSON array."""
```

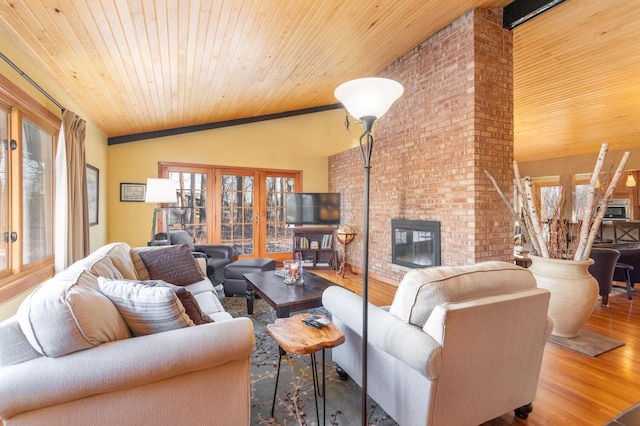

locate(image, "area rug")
[[548, 330, 625, 357], [220, 296, 398, 426]]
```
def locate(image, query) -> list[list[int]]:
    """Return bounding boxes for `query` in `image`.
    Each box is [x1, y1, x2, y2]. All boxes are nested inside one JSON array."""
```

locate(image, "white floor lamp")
[[145, 178, 178, 245], [334, 77, 403, 426]]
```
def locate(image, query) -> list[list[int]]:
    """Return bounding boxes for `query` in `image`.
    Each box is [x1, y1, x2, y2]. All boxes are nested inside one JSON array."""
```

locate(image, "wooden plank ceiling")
[[0, 0, 638, 162], [513, 0, 640, 161]]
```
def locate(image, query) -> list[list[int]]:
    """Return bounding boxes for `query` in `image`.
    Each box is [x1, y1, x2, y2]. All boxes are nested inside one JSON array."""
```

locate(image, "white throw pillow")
[[17, 269, 131, 357], [98, 278, 194, 336]]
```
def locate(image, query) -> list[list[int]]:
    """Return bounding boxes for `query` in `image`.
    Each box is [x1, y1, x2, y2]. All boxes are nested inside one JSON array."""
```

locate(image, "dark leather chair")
[[167, 230, 235, 285], [594, 243, 640, 299], [588, 247, 620, 306]]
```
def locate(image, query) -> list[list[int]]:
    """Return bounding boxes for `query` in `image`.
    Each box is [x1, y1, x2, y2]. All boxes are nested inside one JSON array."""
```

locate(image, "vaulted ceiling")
[[0, 0, 638, 162]]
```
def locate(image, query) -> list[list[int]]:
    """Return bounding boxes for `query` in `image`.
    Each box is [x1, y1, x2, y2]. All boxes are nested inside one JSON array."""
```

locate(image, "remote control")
[[315, 317, 331, 326], [302, 316, 330, 328], [306, 319, 323, 328]]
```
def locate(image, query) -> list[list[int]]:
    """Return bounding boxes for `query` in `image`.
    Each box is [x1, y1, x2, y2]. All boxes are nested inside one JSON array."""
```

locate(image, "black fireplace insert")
[[391, 219, 441, 269]]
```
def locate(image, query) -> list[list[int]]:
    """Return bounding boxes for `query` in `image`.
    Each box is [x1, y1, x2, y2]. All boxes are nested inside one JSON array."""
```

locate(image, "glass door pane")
[[168, 171, 208, 243], [220, 173, 255, 256], [264, 175, 296, 255]]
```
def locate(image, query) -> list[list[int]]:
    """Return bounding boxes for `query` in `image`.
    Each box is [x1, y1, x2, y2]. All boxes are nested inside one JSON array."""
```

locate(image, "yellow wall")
[[0, 31, 109, 319], [108, 109, 359, 246]]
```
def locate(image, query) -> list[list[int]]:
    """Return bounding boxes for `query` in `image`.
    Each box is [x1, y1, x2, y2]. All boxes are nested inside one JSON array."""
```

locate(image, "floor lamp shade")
[[145, 178, 177, 245], [145, 178, 178, 204], [334, 77, 404, 122]]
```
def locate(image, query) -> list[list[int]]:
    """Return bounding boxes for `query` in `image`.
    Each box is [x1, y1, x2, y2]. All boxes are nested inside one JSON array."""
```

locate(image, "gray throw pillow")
[[138, 244, 203, 286], [140, 280, 213, 325], [97, 278, 194, 337]]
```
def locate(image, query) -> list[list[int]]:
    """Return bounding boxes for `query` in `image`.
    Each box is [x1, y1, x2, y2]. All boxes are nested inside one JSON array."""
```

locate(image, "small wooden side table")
[[266, 313, 345, 425], [336, 232, 356, 277]]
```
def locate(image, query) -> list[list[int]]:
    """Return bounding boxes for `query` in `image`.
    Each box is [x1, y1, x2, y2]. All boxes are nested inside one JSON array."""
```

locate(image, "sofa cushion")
[[135, 244, 203, 286], [71, 242, 137, 280], [17, 269, 131, 357], [130, 247, 154, 280], [95, 242, 139, 279], [388, 261, 537, 327], [66, 252, 124, 280], [87, 255, 125, 280], [138, 280, 213, 325], [98, 277, 194, 336]]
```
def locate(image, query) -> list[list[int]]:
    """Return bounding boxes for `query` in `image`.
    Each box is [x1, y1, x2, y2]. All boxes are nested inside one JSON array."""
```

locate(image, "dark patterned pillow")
[[138, 244, 203, 286], [140, 280, 213, 325]]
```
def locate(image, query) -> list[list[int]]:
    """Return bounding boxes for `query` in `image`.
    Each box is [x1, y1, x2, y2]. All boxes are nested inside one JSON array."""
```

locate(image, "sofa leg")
[[514, 403, 533, 420], [602, 294, 609, 306], [336, 365, 349, 381]]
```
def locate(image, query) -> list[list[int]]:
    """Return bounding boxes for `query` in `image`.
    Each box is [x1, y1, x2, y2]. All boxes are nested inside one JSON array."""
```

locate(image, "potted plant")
[[486, 143, 630, 337]]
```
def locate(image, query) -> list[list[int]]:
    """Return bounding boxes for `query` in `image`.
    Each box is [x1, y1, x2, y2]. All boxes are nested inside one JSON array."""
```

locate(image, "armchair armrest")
[[194, 244, 235, 260], [0, 318, 254, 420], [322, 286, 442, 380]]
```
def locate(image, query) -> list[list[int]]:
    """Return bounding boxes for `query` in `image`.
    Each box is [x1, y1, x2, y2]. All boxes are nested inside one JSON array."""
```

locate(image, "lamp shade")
[[334, 77, 404, 120], [626, 173, 637, 187], [145, 178, 177, 203]]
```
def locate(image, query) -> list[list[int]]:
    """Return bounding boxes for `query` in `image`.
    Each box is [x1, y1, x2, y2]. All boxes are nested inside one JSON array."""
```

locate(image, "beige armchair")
[[322, 261, 553, 426]]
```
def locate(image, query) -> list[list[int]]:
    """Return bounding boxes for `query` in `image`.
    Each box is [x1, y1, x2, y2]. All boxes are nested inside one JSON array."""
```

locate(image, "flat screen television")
[[285, 193, 340, 225]]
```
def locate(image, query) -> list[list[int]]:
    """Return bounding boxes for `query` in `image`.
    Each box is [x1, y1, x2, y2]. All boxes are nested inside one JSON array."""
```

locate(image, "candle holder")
[[283, 260, 304, 284]]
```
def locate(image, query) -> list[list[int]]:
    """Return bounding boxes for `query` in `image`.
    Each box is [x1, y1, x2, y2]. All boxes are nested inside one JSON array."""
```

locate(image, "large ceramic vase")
[[528, 254, 599, 338]]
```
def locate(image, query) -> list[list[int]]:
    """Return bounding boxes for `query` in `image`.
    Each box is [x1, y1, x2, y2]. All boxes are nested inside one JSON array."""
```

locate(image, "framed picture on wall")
[[120, 182, 146, 202], [86, 164, 99, 226]]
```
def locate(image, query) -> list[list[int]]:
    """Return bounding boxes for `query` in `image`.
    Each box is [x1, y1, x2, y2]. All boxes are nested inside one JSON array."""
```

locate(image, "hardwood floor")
[[313, 270, 640, 425]]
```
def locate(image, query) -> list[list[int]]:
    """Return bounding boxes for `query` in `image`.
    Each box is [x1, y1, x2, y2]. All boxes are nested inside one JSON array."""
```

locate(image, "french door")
[[160, 163, 299, 261], [164, 166, 211, 243]]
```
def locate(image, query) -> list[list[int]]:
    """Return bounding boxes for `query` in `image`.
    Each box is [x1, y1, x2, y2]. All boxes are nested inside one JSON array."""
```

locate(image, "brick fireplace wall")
[[329, 8, 514, 284]]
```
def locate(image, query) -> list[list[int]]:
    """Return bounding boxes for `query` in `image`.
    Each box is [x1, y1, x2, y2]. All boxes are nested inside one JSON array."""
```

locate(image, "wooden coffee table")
[[243, 269, 335, 317]]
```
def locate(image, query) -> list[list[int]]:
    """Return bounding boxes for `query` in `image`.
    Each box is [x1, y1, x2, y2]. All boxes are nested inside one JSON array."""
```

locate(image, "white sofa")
[[323, 261, 553, 426], [0, 242, 254, 426]]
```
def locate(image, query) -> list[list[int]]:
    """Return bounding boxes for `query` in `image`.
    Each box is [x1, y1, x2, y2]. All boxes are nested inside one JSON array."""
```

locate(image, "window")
[[0, 75, 60, 302], [573, 173, 595, 222], [531, 176, 561, 220], [22, 119, 54, 263]]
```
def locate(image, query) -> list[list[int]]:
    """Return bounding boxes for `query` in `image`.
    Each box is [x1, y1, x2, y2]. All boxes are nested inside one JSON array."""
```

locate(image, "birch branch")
[[548, 188, 566, 259], [484, 170, 536, 255], [574, 143, 609, 260], [523, 176, 549, 258], [578, 151, 630, 260], [513, 161, 542, 256]]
